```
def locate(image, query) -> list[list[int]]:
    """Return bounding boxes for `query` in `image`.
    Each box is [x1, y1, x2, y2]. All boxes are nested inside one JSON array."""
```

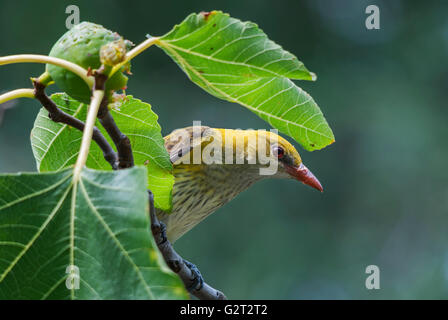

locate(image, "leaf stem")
[[37, 71, 54, 86], [0, 89, 35, 104], [0, 54, 94, 88], [73, 89, 105, 181], [109, 36, 159, 77]]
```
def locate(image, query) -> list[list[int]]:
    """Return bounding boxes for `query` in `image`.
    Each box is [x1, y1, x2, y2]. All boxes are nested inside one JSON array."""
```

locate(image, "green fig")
[[47, 22, 131, 103]]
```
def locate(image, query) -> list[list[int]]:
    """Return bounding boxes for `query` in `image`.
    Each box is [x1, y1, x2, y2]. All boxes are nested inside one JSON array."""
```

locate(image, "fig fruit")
[[47, 22, 131, 103]]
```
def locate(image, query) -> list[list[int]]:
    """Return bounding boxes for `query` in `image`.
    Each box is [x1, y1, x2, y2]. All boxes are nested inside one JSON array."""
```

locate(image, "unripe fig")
[[47, 22, 131, 103]]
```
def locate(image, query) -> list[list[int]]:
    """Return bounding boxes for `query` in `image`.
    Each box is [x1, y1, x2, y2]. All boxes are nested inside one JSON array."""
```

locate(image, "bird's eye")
[[273, 146, 285, 159]]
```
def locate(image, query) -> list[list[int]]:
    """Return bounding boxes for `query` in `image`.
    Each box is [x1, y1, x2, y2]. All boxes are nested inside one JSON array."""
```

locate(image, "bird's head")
[[216, 129, 324, 192], [165, 126, 323, 192]]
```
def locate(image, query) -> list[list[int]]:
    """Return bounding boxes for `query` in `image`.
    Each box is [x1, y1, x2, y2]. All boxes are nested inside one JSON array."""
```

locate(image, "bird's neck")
[[176, 162, 266, 193]]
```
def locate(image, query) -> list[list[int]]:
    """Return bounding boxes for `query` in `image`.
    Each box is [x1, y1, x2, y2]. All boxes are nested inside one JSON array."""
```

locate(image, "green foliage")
[[158, 11, 334, 151], [30, 93, 174, 211], [0, 167, 187, 299], [47, 22, 129, 103], [1, 10, 335, 299]]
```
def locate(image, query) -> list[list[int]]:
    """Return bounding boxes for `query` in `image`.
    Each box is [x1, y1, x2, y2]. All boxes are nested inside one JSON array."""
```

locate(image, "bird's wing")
[[164, 126, 216, 164]]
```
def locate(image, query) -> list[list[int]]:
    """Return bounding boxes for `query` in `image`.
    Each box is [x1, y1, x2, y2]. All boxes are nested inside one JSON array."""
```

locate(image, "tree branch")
[[148, 190, 227, 300], [94, 72, 133, 169], [32, 79, 118, 170], [97, 98, 134, 169]]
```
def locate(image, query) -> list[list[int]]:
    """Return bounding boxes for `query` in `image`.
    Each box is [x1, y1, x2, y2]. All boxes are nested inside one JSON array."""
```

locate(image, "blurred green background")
[[1, 0, 447, 299]]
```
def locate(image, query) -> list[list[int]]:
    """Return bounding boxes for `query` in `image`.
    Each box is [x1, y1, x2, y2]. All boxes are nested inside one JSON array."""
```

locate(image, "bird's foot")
[[155, 221, 168, 246], [183, 259, 204, 292]]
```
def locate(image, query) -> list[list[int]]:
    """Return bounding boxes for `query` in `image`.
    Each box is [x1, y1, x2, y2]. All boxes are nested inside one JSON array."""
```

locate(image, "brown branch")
[[32, 79, 118, 170], [148, 190, 227, 300], [97, 99, 134, 169], [93, 71, 133, 169]]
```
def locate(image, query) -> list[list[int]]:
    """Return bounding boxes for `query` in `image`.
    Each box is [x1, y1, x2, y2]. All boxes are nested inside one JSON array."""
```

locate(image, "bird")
[[156, 126, 323, 243]]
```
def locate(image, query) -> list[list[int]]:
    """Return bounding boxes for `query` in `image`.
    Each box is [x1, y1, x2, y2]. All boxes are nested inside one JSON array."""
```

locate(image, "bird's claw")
[[183, 259, 204, 292], [157, 221, 168, 245]]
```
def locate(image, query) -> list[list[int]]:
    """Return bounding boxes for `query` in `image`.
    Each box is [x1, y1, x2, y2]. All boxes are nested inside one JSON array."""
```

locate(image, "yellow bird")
[[156, 126, 323, 243]]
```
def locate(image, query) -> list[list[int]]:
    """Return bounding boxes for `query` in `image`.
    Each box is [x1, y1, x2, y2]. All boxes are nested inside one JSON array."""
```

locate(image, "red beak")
[[285, 163, 323, 192]]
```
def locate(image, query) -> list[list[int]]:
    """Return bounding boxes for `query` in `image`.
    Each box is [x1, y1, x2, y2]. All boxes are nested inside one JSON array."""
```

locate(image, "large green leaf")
[[30, 93, 173, 211], [158, 11, 335, 151], [0, 167, 187, 299]]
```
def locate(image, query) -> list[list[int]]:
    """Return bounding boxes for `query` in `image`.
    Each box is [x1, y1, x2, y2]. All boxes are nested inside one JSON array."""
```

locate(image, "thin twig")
[[32, 79, 118, 170], [148, 191, 227, 300], [97, 95, 134, 169]]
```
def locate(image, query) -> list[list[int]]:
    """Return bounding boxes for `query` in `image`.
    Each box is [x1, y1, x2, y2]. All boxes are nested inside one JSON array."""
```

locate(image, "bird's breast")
[[156, 163, 261, 242]]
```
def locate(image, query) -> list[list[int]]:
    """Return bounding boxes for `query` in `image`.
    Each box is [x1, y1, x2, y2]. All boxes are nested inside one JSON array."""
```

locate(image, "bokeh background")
[[1, 0, 447, 299]]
